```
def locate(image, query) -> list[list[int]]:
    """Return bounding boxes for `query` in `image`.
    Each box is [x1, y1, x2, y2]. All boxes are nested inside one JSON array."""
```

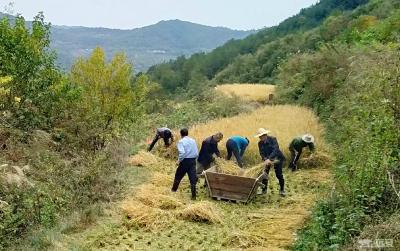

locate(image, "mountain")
[[0, 13, 253, 71], [50, 20, 253, 71]]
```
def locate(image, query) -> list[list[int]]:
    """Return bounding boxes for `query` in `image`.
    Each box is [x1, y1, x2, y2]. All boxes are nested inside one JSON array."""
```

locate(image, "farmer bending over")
[[148, 127, 174, 152], [197, 132, 224, 175], [288, 134, 315, 171], [226, 136, 249, 168]]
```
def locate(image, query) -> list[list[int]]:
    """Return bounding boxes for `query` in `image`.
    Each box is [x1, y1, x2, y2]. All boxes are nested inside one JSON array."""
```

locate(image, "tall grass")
[[215, 84, 275, 103]]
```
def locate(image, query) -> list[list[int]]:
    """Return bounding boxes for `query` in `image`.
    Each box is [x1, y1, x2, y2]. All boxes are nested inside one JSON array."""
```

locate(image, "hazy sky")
[[2, 0, 319, 30]]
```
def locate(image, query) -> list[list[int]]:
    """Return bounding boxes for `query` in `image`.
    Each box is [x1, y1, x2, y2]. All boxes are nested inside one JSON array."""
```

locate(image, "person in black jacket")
[[148, 127, 174, 152], [255, 128, 286, 197], [197, 132, 223, 176]]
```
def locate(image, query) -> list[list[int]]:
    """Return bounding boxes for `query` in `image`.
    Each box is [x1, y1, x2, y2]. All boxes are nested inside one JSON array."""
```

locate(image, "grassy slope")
[[53, 85, 333, 250]]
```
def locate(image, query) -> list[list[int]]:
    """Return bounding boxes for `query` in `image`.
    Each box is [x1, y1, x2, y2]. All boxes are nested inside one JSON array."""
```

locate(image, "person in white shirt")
[[171, 128, 199, 200]]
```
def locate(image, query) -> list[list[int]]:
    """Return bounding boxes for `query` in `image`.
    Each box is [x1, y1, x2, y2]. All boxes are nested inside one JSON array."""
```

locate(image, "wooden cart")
[[204, 167, 265, 203]]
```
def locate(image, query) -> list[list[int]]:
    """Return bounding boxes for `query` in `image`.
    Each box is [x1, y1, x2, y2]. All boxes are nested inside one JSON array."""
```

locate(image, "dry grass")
[[128, 150, 160, 167], [121, 202, 171, 231], [215, 84, 276, 102], [133, 184, 183, 210], [179, 201, 222, 224], [190, 105, 327, 166]]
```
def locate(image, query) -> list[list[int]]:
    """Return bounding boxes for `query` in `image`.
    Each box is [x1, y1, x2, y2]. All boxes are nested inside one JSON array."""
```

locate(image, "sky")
[[1, 0, 319, 30]]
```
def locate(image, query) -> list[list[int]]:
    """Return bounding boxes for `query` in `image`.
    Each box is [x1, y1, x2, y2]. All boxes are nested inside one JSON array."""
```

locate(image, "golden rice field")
[[62, 102, 333, 251], [191, 105, 327, 166], [215, 83, 276, 102]]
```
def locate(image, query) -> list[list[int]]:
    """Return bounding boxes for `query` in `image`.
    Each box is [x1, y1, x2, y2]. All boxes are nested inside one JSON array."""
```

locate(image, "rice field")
[[215, 83, 276, 103], [73, 151, 331, 251], [63, 102, 333, 251]]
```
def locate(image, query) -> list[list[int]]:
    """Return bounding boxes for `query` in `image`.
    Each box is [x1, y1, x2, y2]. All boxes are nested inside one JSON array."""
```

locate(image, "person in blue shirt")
[[226, 136, 250, 168], [171, 128, 199, 200]]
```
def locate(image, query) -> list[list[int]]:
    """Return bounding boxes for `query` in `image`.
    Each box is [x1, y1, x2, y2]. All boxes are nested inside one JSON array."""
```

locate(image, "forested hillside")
[[0, 12, 253, 71], [147, 0, 370, 92]]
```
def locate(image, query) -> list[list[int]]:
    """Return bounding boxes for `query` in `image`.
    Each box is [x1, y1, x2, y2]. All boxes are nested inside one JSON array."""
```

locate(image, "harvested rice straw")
[[214, 158, 242, 175], [179, 201, 222, 224], [298, 152, 333, 168], [150, 172, 172, 187], [227, 231, 265, 248], [121, 202, 170, 230], [243, 163, 265, 178], [134, 184, 183, 210], [129, 151, 160, 167]]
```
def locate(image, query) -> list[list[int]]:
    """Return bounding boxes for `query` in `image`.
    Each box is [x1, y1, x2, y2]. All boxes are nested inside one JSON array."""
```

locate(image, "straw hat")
[[255, 128, 271, 138], [302, 134, 315, 143]]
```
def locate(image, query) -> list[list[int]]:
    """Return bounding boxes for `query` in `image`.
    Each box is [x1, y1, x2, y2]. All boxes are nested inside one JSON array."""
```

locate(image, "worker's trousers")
[[172, 158, 197, 199], [148, 134, 171, 152], [289, 146, 302, 170], [226, 139, 244, 168], [261, 160, 285, 192]]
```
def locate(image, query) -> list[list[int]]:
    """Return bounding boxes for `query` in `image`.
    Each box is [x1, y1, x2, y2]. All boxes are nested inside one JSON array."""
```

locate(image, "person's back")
[[290, 136, 315, 152], [178, 136, 198, 161], [230, 136, 249, 153], [226, 136, 249, 168]]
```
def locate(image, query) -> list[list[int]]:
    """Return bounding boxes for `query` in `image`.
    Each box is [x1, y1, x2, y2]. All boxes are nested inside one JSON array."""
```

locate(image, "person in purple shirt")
[[171, 128, 199, 200]]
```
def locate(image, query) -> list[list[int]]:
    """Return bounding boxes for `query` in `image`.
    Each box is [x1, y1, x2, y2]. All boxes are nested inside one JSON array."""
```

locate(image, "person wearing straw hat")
[[288, 134, 315, 171], [256, 128, 286, 197]]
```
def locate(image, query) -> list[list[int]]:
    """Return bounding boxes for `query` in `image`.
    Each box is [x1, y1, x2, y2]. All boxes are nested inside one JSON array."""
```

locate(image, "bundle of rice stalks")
[[179, 201, 222, 224], [298, 152, 333, 168], [121, 202, 170, 230], [150, 172, 172, 187], [134, 184, 183, 210], [155, 142, 178, 159], [243, 163, 265, 178], [214, 158, 242, 175], [226, 231, 265, 248], [129, 151, 160, 167]]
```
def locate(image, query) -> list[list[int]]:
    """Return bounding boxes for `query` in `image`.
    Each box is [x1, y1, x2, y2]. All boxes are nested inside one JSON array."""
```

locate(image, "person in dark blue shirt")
[[197, 132, 223, 174], [226, 136, 249, 168], [256, 128, 286, 197]]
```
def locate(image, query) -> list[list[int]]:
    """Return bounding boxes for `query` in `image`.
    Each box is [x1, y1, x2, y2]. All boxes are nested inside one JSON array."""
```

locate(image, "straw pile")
[[298, 152, 333, 168], [134, 184, 183, 210], [179, 201, 222, 224], [121, 202, 170, 230], [214, 158, 242, 175], [129, 151, 160, 167], [227, 231, 265, 248], [150, 172, 172, 187]]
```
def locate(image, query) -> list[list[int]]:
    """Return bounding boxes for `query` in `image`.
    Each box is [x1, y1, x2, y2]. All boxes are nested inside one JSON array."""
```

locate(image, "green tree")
[[69, 47, 147, 151], [0, 13, 62, 129]]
